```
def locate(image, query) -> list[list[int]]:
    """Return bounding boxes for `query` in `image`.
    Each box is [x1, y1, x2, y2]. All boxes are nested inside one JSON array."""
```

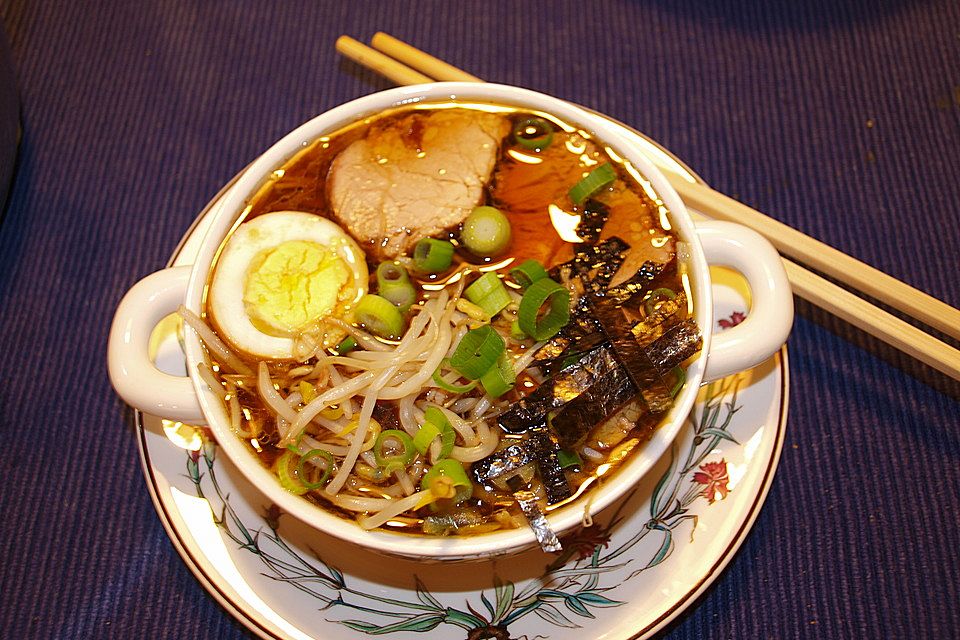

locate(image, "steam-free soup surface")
[[193, 102, 700, 544]]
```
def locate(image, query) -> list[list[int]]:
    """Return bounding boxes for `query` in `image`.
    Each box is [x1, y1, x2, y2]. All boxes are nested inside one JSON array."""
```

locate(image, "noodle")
[[450, 420, 499, 462], [193, 104, 697, 541], [356, 490, 435, 530], [179, 306, 253, 375]]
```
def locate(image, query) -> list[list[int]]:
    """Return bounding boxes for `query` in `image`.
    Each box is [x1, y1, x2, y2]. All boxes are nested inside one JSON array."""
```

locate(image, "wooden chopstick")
[[370, 32, 483, 83], [336, 34, 960, 381], [662, 173, 960, 342], [335, 36, 433, 86]]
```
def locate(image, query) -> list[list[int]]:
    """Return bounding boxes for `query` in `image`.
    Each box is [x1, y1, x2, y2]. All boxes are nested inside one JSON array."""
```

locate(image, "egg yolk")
[[242, 240, 350, 336]]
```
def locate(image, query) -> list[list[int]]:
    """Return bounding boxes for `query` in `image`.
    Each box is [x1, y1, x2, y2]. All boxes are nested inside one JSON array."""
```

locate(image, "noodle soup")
[[108, 82, 792, 558], [186, 100, 702, 549]]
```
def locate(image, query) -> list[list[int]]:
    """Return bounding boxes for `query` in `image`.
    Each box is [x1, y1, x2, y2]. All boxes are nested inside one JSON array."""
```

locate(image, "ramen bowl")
[[108, 82, 792, 561]]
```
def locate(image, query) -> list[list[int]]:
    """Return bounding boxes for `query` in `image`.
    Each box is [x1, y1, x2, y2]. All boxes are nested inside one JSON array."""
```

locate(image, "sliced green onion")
[[376, 261, 417, 312], [297, 449, 335, 489], [421, 458, 472, 503], [479, 353, 516, 398], [510, 319, 527, 341], [335, 336, 357, 354], [517, 277, 571, 341], [465, 271, 511, 317], [413, 421, 441, 454], [512, 117, 554, 150], [449, 325, 505, 380], [644, 287, 677, 317], [413, 238, 454, 273], [276, 450, 308, 495], [557, 449, 582, 470], [669, 365, 686, 398], [373, 429, 416, 474], [432, 360, 478, 393], [461, 206, 511, 257], [568, 162, 616, 205], [354, 294, 404, 340], [509, 259, 548, 290], [414, 406, 455, 458], [424, 407, 455, 458]]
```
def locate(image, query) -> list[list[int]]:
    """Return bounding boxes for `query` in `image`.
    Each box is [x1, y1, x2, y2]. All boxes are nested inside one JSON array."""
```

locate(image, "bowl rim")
[[180, 82, 712, 560]]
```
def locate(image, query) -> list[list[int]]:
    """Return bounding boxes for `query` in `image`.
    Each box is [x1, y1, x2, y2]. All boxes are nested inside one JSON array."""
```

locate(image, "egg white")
[[207, 210, 367, 360]]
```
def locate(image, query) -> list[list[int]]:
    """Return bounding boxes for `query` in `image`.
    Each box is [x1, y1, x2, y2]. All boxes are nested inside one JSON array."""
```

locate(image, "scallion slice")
[[479, 353, 516, 398], [644, 287, 677, 317], [373, 429, 416, 474], [413, 238, 454, 273], [421, 458, 472, 503], [376, 261, 416, 312], [512, 117, 554, 150], [423, 406, 455, 458], [669, 365, 686, 397], [465, 271, 511, 317], [510, 319, 527, 341], [276, 450, 308, 495], [297, 449, 335, 489], [517, 277, 571, 341], [449, 325, 505, 380], [335, 336, 357, 354], [557, 449, 582, 470], [509, 259, 548, 290], [461, 206, 512, 257], [432, 360, 478, 393], [568, 163, 616, 205], [354, 294, 404, 340], [413, 421, 441, 454]]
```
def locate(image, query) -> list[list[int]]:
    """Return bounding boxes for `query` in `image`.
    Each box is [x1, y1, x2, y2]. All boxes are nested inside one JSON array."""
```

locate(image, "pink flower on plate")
[[693, 460, 730, 503], [565, 525, 612, 560], [718, 311, 746, 329]]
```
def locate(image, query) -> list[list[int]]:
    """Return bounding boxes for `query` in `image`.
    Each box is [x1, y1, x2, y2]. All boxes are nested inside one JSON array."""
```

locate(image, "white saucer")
[[136, 124, 788, 640]]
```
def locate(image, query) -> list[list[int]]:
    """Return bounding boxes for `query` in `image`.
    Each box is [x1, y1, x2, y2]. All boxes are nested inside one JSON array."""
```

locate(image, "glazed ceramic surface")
[[112, 83, 792, 561], [136, 124, 788, 639]]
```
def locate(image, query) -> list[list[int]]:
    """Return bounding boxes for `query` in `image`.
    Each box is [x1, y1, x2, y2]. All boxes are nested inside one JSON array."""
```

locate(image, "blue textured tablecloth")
[[1, 1, 958, 638]]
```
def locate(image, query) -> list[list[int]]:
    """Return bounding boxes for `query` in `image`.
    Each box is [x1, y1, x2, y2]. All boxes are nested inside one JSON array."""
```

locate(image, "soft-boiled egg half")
[[207, 211, 367, 360]]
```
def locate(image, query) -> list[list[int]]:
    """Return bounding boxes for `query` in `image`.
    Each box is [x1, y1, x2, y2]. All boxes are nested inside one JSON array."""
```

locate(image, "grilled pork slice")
[[327, 109, 511, 260]]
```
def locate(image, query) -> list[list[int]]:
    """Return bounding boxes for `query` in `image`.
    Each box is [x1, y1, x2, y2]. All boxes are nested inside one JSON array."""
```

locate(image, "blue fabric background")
[[0, 1, 957, 638]]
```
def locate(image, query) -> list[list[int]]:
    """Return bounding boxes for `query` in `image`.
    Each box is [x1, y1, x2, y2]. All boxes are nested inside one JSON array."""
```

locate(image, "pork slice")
[[327, 110, 511, 260]]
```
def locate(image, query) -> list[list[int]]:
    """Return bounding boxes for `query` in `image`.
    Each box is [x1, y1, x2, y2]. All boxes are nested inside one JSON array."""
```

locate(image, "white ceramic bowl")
[[108, 83, 793, 561]]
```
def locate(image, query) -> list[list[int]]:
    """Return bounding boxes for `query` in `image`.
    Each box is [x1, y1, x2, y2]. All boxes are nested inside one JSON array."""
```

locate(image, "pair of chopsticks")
[[336, 34, 960, 381]]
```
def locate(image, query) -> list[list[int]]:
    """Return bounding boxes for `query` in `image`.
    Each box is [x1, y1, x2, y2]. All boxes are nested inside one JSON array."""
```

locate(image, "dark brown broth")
[[217, 103, 687, 534]]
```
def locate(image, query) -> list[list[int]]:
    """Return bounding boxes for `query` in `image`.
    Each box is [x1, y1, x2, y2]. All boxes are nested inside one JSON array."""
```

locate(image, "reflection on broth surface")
[[184, 102, 702, 550]]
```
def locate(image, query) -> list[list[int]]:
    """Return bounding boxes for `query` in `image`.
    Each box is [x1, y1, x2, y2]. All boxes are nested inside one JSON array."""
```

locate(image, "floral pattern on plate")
[[176, 373, 747, 639], [137, 125, 787, 640]]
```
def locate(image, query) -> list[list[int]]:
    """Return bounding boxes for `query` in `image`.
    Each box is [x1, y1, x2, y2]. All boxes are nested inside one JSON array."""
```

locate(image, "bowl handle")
[[695, 220, 793, 382], [107, 266, 205, 423]]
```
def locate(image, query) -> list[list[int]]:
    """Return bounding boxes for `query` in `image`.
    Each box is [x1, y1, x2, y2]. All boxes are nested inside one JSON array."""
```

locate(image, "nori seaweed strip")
[[574, 198, 609, 245], [591, 298, 673, 414], [470, 441, 537, 483], [549, 361, 638, 448], [535, 237, 630, 367], [506, 476, 562, 553], [530, 426, 572, 504], [601, 259, 668, 306], [498, 346, 622, 433], [550, 320, 703, 446], [470, 427, 571, 505], [570, 236, 631, 294], [643, 319, 703, 371], [630, 293, 686, 347]]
